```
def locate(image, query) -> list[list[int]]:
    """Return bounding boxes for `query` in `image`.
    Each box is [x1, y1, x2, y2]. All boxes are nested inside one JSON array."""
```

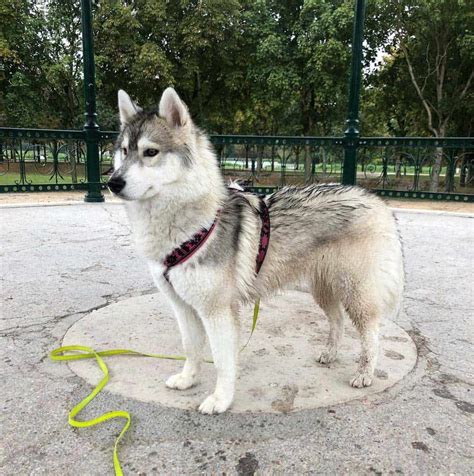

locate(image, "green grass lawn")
[[220, 160, 451, 177], [0, 172, 87, 185], [0, 160, 458, 192]]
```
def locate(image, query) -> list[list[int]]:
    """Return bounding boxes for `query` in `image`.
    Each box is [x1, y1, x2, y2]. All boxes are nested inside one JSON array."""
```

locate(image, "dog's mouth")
[[111, 185, 155, 202], [112, 190, 129, 200], [140, 186, 156, 200]]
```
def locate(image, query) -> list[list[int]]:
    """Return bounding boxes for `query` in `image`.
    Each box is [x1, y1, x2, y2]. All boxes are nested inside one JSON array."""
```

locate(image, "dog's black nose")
[[108, 175, 126, 194]]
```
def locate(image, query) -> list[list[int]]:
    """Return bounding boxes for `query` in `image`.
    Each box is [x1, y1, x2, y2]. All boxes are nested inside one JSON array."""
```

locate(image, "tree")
[[374, 0, 473, 190], [297, 0, 355, 135], [1, 0, 85, 128], [1, 0, 471, 153], [0, 1, 48, 126], [42, 0, 84, 128], [362, 54, 424, 137], [93, 0, 246, 132]]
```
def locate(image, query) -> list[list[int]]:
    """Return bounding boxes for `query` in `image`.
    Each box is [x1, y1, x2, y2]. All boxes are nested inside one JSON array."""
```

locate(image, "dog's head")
[[108, 88, 196, 201]]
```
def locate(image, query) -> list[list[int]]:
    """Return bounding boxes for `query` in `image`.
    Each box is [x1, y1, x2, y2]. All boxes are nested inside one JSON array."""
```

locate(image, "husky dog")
[[108, 88, 404, 414]]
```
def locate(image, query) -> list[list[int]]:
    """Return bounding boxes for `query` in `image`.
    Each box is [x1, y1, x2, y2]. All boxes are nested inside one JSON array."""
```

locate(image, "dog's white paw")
[[350, 373, 373, 388], [198, 394, 232, 414], [165, 372, 197, 390], [318, 347, 338, 364]]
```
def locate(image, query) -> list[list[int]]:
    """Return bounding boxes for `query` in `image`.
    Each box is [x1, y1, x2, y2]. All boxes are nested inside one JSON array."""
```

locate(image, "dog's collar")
[[163, 194, 270, 279]]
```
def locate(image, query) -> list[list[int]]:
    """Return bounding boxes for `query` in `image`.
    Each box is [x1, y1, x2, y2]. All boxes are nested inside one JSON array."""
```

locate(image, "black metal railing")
[[357, 137, 474, 201], [0, 128, 472, 201], [5, 2, 470, 202]]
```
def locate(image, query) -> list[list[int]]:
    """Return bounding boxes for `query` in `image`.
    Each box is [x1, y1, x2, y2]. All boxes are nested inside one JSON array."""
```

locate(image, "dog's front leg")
[[198, 306, 238, 414], [166, 300, 206, 390], [149, 264, 206, 390]]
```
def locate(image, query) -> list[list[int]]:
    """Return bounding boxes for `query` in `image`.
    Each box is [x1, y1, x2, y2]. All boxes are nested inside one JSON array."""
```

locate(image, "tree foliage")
[[365, 0, 473, 138], [0, 0, 472, 137]]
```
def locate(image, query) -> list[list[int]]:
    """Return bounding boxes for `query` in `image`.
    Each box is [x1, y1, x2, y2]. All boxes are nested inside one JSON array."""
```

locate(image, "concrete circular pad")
[[63, 291, 417, 413]]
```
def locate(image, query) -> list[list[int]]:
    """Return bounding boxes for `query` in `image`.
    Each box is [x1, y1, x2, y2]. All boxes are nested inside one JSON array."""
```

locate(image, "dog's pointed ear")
[[118, 90, 141, 124], [159, 87, 189, 127]]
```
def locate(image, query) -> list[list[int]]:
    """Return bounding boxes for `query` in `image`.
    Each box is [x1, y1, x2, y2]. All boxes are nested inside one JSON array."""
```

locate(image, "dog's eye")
[[144, 148, 159, 157], [122, 147, 127, 156]]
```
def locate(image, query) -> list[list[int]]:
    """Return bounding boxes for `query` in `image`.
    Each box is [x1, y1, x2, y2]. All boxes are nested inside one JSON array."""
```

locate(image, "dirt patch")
[[411, 441, 430, 452], [386, 198, 473, 213], [0, 191, 119, 205], [384, 349, 405, 360], [236, 452, 259, 476], [271, 384, 299, 413], [0, 191, 472, 213]]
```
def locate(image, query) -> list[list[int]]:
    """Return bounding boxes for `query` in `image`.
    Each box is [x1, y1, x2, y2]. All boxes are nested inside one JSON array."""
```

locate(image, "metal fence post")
[[81, 0, 104, 202], [342, 0, 366, 185]]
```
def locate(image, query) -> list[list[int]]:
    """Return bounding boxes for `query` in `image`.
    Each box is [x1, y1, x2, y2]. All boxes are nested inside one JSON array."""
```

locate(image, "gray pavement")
[[1, 202, 473, 475]]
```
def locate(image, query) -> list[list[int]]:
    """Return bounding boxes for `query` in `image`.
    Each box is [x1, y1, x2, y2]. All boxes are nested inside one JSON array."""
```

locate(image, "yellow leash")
[[50, 345, 186, 476], [50, 302, 261, 475], [240, 297, 260, 351]]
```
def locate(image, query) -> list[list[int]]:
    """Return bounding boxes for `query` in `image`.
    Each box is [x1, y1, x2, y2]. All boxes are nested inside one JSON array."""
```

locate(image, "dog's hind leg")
[[198, 305, 238, 414], [347, 304, 380, 388], [314, 294, 345, 365]]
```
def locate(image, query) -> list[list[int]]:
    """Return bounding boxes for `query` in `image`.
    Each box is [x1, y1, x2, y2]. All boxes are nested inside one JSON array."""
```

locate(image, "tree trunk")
[[460, 152, 473, 187], [430, 147, 444, 192], [304, 146, 312, 183], [257, 145, 263, 174], [301, 88, 314, 135], [395, 153, 402, 178], [429, 123, 447, 192], [70, 143, 78, 184], [322, 148, 328, 175]]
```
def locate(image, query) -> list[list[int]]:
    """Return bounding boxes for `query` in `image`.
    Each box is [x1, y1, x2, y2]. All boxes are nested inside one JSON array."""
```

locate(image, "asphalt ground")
[[1, 201, 473, 475]]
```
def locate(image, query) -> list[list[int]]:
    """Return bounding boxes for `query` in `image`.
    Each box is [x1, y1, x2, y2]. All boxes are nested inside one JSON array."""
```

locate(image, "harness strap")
[[163, 193, 270, 279], [163, 211, 220, 281], [255, 197, 270, 274]]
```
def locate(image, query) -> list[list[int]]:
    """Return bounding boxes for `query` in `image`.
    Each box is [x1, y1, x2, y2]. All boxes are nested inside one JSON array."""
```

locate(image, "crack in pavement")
[[1, 286, 157, 337]]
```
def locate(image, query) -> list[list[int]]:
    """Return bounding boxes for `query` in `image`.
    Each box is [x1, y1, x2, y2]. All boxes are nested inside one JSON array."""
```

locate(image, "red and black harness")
[[163, 194, 270, 281]]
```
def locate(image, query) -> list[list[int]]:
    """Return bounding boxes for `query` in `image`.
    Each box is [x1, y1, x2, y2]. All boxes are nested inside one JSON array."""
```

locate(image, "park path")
[[0, 202, 473, 475], [0, 190, 473, 214]]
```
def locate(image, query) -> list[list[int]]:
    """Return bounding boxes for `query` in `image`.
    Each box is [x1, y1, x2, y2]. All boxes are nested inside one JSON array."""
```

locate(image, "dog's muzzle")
[[108, 175, 126, 195]]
